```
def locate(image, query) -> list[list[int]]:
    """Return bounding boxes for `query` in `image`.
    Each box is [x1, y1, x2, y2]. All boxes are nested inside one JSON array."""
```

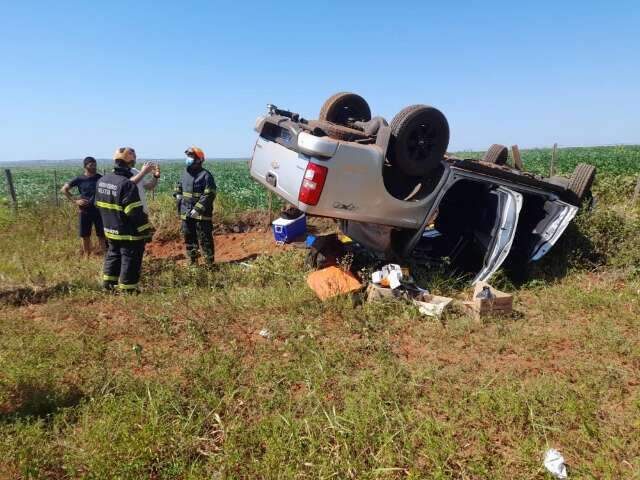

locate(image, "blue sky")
[[1, 0, 638, 161]]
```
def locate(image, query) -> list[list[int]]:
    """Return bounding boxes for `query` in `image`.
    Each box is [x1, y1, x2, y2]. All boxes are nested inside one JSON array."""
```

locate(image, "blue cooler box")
[[272, 214, 306, 243]]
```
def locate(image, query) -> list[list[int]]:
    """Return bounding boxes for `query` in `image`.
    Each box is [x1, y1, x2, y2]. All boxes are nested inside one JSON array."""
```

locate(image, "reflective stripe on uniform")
[[118, 283, 139, 290], [137, 223, 152, 232], [103, 274, 118, 282], [204, 188, 214, 194], [124, 201, 143, 215], [104, 231, 150, 241], [194, 202, 205, 211], [96, 201, 123, 211], [181, 213, 212, 221], [182, 191, 201, 198]]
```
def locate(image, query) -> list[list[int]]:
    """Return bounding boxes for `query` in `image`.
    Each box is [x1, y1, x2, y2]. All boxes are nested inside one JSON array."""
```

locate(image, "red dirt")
[[146, 231, 295, 263]]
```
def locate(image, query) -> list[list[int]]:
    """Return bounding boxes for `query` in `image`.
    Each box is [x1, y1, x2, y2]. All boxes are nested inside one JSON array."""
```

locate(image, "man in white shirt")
[[130, 162, 160, 213]]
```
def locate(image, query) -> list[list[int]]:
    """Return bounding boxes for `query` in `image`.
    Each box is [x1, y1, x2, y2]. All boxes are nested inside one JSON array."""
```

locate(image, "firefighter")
[[174, 147, 216, 266], [96, 147, 154, 292]]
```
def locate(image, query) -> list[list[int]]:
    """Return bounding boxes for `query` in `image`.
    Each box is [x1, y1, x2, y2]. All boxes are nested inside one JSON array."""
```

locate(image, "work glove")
[[189, 208, 199, 218], [174, 194, 182, 200]]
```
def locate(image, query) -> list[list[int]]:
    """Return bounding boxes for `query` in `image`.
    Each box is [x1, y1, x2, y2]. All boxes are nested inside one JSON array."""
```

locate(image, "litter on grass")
[[307, 266, 363, 300], [258, 328, 272, 339], [371, 264, 407, 289], [412, 295, 453, 317], [367, 265, 453, 317], [544, 449, 568, 479], [463, 281, 513, 320]]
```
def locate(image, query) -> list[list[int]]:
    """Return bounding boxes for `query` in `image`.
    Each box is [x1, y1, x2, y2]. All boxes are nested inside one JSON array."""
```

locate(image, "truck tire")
[[483, 144, 509, 165], [567, 163, 596, 204], [389, 105, 449, 177], [319, 92, 371, 126]]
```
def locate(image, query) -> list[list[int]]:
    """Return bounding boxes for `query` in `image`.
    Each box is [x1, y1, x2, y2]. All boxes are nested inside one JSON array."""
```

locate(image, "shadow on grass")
[[506, 221, 604, 287], [1, 381, 84, 422], [0, 282, 74, 307]]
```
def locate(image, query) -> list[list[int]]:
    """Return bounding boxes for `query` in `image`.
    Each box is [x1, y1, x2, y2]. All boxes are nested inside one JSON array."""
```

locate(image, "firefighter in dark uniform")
[[174, 147, 216, 266], [96, 147, 154, 291]]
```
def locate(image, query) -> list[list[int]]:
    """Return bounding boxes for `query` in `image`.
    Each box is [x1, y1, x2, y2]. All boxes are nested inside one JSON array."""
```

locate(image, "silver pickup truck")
[[250, 92, 596, 283]]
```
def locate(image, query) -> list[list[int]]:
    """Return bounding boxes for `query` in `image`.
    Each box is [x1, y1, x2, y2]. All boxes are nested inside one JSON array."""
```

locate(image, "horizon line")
[[1, 142, 639, 164]]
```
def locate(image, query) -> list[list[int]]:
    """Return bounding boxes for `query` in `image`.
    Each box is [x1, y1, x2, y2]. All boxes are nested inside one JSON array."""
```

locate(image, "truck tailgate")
[[250, 137, 308, 206]]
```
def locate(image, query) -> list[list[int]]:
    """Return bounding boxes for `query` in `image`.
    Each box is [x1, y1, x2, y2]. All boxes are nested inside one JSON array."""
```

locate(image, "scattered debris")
[[476, 285, 495, 300], [463, 281, 513, 320], [305, 235, 316, 248], [258, 328, 272, 339], [544, 449, 568, 479], [371, 264, 408, 289], [367, 265, 451, 316], [412, 294, 453, 317], [307, 266, 363, 300], [305, 234, 348, 269], [366, 282, 401, 301]]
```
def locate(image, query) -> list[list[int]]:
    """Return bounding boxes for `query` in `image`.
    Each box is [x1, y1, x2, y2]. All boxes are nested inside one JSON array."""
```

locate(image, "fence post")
[[511, 145, 523, 171], [4, 169, 17, 210], [53, 169, 60, 207], [550, 143, 558, 177], [632, 176, 640, 204], [266, 190, 273, 227]]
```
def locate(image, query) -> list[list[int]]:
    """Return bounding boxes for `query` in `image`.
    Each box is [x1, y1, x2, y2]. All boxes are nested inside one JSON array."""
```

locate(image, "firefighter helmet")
[[113, 147, 136, 162], [185, 147, 205, 162]]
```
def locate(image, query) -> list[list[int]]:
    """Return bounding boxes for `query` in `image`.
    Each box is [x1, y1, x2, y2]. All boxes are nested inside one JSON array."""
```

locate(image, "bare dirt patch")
[[146, 231, 296, 263], [148, 216, 336, 263]]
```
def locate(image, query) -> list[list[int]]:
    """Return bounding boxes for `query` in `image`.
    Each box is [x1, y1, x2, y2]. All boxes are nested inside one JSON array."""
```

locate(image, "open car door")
[[472, 187, 523, 283]]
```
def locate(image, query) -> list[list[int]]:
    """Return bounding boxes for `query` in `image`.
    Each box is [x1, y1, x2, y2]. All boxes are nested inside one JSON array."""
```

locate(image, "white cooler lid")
[[272, 214, 305, 226]]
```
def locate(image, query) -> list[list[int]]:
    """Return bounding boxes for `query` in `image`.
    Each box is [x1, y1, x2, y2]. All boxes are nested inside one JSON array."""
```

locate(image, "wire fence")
[[0, 160, 277, 212]]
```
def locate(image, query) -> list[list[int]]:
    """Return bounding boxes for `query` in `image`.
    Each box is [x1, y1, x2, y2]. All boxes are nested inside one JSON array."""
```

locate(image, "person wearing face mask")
[[173, 147, 217, 267], [61, 156, 107, 256], [95, 147, 154, 292]]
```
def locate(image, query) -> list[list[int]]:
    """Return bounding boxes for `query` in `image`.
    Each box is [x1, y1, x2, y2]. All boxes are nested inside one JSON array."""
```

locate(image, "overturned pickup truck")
[[250, 92, 596, 283]]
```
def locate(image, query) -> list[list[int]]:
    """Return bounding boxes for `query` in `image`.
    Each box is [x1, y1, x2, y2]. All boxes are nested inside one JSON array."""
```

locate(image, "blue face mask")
[[185, 157, 194, 166]]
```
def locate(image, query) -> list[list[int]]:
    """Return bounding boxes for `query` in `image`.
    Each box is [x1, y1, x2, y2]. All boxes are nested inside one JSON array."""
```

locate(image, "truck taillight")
[[298, 162, 328, 206]]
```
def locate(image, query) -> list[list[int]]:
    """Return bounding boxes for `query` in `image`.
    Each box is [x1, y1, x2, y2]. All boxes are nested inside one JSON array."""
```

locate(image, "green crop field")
[[0, 160, 273, 211], [2, 145, 639, 212], [457, 144, 640, 177]]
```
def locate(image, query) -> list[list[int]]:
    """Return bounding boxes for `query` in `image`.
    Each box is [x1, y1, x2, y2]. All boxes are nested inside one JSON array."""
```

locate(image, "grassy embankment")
[[1, 147, 639, 478]]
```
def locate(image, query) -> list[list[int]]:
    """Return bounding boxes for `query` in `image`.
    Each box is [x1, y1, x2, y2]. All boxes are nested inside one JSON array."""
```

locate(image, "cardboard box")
[[464, 281, 513, 319], [307, 266, 363, 301]]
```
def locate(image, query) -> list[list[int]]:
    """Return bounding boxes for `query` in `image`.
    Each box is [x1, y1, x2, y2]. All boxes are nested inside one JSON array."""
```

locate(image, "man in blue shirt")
[[61, 156, 107, 256]]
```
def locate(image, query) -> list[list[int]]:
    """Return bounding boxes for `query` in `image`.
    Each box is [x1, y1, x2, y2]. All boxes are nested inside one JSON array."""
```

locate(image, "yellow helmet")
[[113, 147, 136, 162]]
